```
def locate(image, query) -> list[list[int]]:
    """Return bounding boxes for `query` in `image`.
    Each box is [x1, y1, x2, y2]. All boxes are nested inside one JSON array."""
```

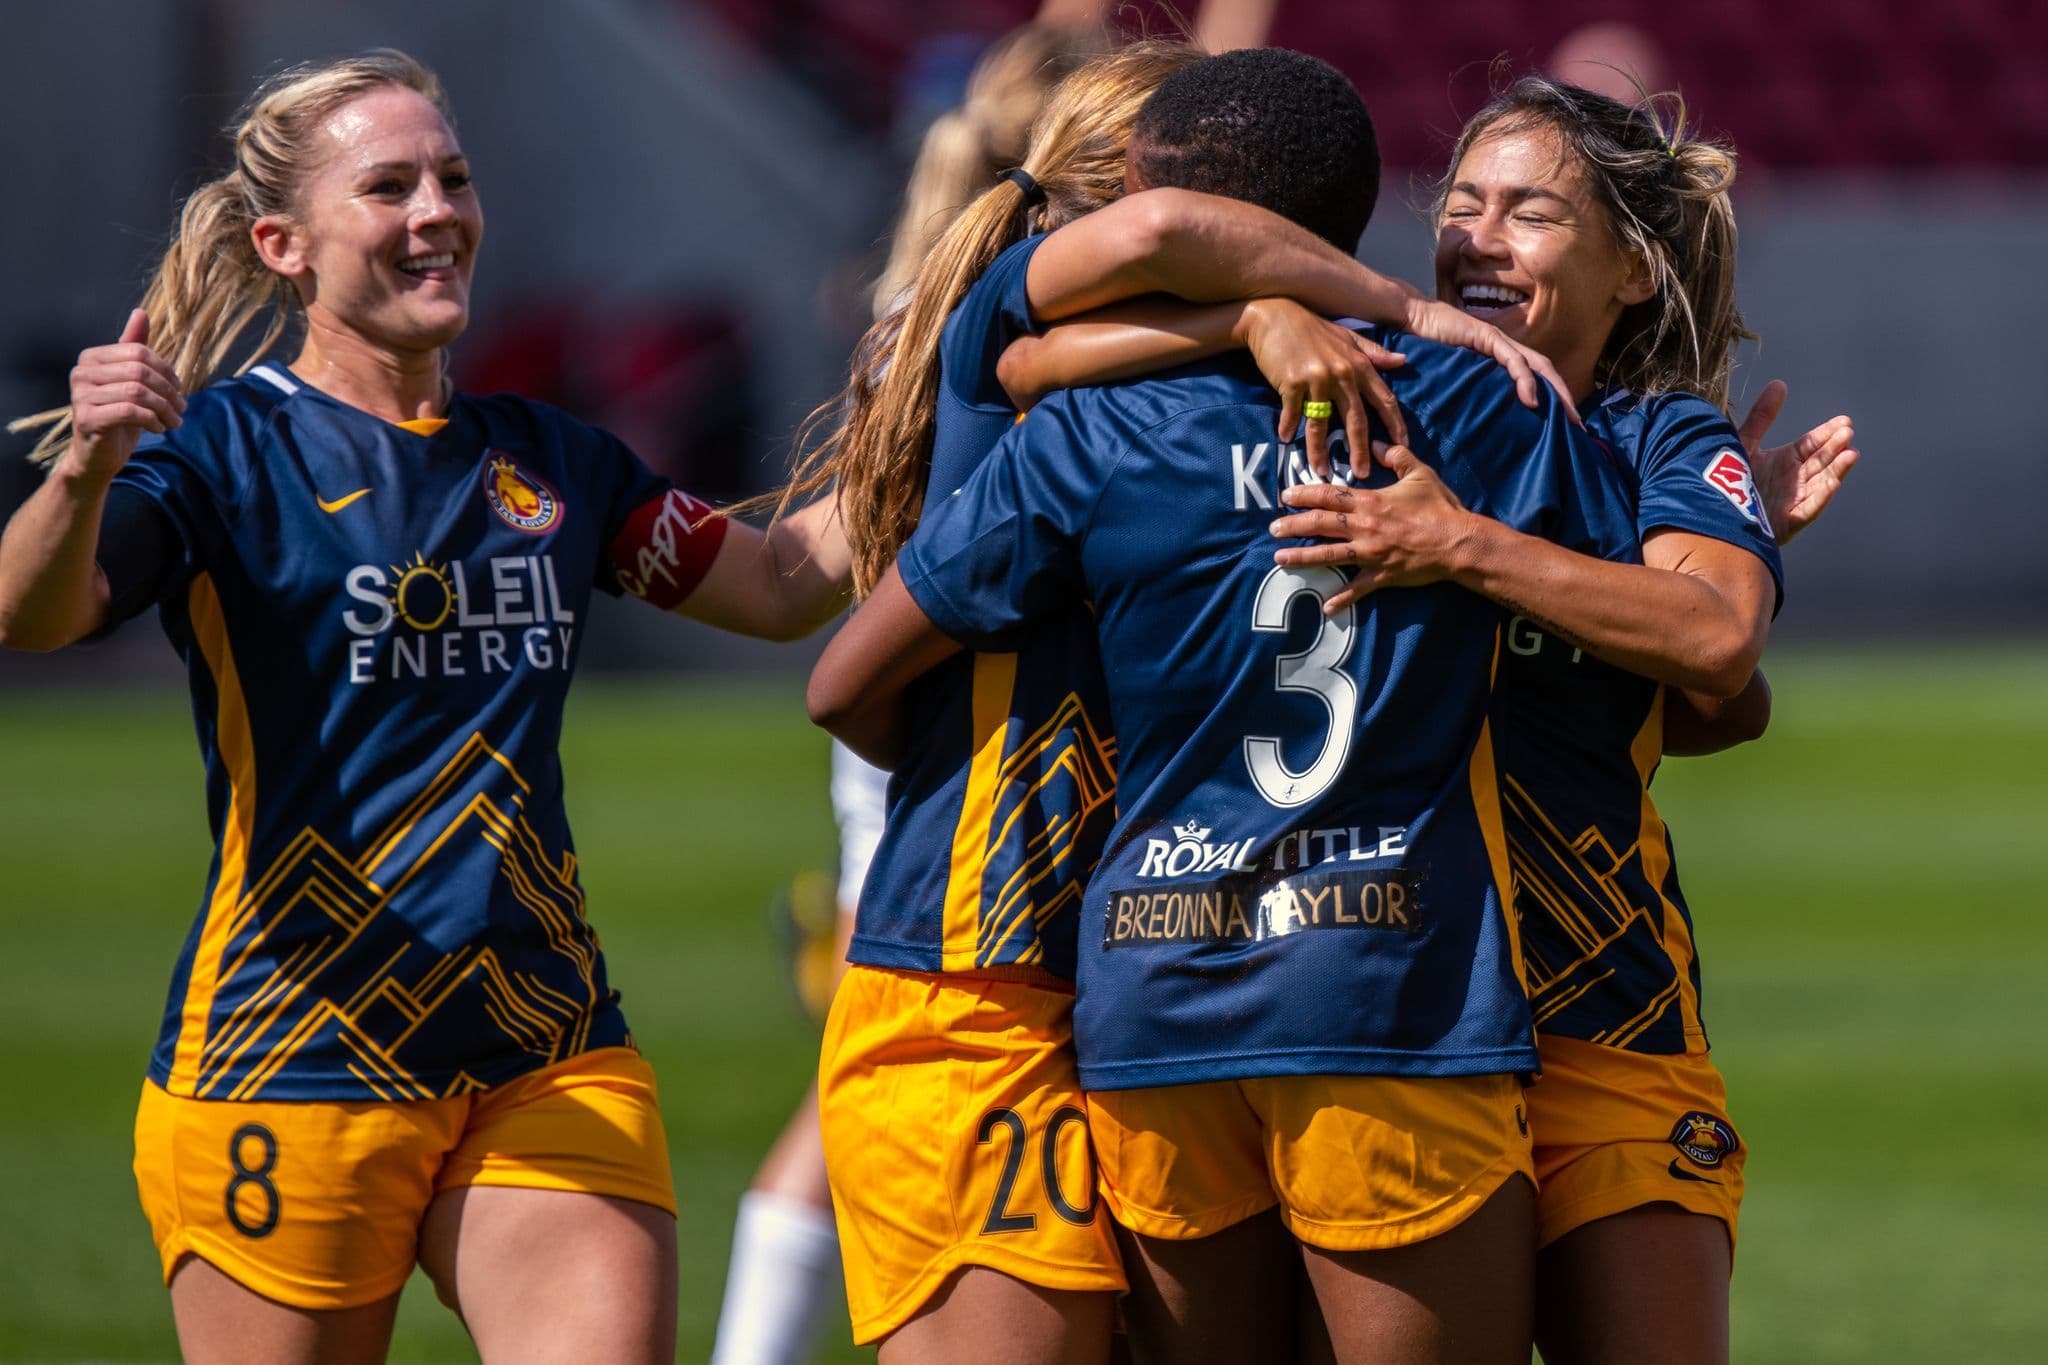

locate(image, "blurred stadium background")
[[1, 1, 2042, 1361]]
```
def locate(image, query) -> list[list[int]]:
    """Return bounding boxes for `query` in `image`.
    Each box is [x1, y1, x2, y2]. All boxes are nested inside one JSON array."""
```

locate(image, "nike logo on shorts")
[[1668, 1159, 1722, 1185]]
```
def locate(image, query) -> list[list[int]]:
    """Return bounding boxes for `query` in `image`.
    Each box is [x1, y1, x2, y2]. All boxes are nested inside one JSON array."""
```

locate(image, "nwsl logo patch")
[[483, 454, 561, 534], [1702, 449, 1772, 536], [1668, 1111, 1740, 1169]]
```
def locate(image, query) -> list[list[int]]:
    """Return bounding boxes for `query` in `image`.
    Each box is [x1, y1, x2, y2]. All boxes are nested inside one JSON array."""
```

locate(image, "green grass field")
[[2, 647, 2044, 1363]]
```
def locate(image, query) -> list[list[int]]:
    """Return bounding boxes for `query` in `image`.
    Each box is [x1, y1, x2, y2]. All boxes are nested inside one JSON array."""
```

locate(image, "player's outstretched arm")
[[679, 498, 854, 643], [1662, 671, 1773, 756], [0, 311, 182, 652], [1025, 189, 1573, 416], [807, 564, 963, 767], [1271, 445, 1776, 698]]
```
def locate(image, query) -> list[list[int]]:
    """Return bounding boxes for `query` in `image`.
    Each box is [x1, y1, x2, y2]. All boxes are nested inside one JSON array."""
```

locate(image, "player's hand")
[[59, 310, 184, 484], [1269, 442, 1476, 611], [1737, 379, 1857, 546], [1402, 298, 1581, 425], [1238, 297, 1408, 477]]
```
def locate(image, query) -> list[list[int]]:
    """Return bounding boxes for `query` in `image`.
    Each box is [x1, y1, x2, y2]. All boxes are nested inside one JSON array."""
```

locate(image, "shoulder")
[[128, 367, 296, 481], [1358, 326, 1545, 438], [1610, 389, 1743, 476]]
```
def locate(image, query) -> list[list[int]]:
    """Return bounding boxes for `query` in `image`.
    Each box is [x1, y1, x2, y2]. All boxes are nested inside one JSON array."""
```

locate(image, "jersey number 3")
[[1245, 565, 1358, 808]]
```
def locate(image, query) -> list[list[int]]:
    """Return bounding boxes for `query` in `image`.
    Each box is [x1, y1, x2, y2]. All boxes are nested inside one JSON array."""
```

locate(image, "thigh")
[[1115, 1209, 1304, 1365], [418, 1184, 676, 1364], [1301, 1174, 1535, 1365], [1535, 1206, 1729, 1365], [820, 967, 1125, 1347], [880, 1266, 1115, 1365], [168, 1255, 400, 1365]]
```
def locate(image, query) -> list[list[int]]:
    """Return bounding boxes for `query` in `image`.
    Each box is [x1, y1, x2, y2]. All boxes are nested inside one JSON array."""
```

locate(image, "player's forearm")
[[1452, 519, 1765, 697], [999, 300, 1249, 407], [1028, 190, 1418, 325], [1662, 671, 1773, 756], [809, 565, 964, 765], [762, 498, 854, 638], [0, 457, 114, 652]]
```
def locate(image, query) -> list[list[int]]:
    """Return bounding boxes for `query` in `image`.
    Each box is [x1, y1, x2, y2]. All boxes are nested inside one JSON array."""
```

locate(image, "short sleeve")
[[938, 234, 1047, 411], [1632, 396, 1785, 605], [897, 392, 1110, 652], [96, 484, 185, 624], [105, 427, 239, 607]]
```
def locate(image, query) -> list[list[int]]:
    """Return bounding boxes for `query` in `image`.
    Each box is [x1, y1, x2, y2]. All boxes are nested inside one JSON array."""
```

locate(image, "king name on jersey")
[[340, 553, 577, 684]]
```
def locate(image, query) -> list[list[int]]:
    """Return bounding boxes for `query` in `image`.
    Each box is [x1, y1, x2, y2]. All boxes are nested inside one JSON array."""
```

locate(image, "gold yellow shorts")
[[1527, 1033, 1744, 1250], [1089, 1070, 1533, 1252], [132, 1046, 676, 1310], [819, 965, 1126, 1345]]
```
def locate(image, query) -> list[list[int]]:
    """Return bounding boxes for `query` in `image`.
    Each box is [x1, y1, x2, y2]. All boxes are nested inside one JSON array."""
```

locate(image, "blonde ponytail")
[[772, 40, 1202, 594], [14, 49, 450, 465]]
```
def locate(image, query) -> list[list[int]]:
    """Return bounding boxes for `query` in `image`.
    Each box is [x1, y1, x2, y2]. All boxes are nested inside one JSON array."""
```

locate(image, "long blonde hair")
[[14, 50, 451, 465], [1436, 75, 1750, 410], [782, 40, 1201, 594], [871, 24, 1104, 319]]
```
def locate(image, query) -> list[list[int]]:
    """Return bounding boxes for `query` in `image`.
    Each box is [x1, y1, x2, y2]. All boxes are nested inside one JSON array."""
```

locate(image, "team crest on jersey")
[[1701, 449, 1772, 535], [482, 454, 562, 534], [1668, 1111, 1740, 1169]]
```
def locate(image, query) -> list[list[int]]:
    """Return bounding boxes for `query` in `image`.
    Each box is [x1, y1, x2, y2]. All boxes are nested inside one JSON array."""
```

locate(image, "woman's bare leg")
[[418, 1185, 676, 1364], [879, 1267, 1114, 1365], [168, 1256, 400, 1365], [1534, 1205, 1730, 1365], [1301, 1175, 1535, 1365]]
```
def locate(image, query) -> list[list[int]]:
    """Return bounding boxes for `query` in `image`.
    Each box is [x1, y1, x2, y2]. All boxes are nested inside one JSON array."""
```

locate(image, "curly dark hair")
[[1126, 47, 1378, 251]]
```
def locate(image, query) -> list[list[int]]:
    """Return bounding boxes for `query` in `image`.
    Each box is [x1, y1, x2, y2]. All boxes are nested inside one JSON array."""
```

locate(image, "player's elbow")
[[995, 339, 1048, 410], [1690, 629, 1766, 701], [806, 662, 858, 735]]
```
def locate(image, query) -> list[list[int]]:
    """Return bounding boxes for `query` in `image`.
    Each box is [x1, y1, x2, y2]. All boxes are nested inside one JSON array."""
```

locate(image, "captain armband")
[[607, 487, 729, 609]]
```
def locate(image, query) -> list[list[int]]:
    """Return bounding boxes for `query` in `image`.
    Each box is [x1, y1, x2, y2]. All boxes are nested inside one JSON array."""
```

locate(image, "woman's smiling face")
[[1434, 121, 1653, 398], [262, 85, 484, 356]]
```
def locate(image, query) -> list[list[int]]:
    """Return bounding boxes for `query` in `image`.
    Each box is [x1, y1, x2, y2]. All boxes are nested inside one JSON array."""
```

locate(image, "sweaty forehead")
[[318, 88, 459, 169], [1456, 124, 1588, 201]]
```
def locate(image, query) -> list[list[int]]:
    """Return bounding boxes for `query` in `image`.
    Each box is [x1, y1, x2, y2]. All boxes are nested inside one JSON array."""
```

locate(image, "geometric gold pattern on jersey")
[[1503, 773, 1686, 1050], [189, 733, 603, 1102], [975, 690, 1119, 969]]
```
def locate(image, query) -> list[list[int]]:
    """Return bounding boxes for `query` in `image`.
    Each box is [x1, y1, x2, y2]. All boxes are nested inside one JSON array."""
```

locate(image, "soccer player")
[[710, 26, 1103, 1365], [0, 51, 851, 1364], [1266, 77, 1856, 1365], [809, 49, 1647, 1364]]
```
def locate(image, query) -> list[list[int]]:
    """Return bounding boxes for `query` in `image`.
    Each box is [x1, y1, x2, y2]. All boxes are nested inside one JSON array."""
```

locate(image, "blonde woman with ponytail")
[[1247, 75, 1857, 1364], [0, 50, 854, 1364]]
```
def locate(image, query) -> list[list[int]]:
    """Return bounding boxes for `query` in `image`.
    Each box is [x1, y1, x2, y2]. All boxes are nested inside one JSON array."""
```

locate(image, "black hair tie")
[[1004, 168, 1047, 208]]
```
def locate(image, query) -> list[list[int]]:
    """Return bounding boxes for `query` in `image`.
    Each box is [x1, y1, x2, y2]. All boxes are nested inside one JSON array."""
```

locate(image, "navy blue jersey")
[[851, 235, 1118, 979], [1496, 388, 1783, 1054], [110, 363, 697, 1101], [900, 331, 1640, 1089]]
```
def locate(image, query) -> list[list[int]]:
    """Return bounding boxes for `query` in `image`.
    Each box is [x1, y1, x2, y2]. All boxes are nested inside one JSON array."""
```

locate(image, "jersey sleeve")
[[587, 428, 729, 608], [938, 233, 1047, 411], [104, 415, 243, 616], [1632, 396, 1785, 605], [897, 391, 1113, 652]]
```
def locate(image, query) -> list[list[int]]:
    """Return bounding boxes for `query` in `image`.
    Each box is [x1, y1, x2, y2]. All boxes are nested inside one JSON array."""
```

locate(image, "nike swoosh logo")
[[316, 488, 372, 514], [1668, 1159, 1722, 1185]]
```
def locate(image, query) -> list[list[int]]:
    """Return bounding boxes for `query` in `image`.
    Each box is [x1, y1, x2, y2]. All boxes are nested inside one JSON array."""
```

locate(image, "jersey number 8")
[[1245, 565, 1358, 809]]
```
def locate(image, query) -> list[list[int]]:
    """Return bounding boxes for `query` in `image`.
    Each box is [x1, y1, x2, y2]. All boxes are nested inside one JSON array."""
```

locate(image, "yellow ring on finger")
[[1302, 399, 1334, 421]]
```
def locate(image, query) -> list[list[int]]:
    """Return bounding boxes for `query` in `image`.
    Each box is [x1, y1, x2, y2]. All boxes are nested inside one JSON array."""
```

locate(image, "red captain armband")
[[608, 487, 729, 609]]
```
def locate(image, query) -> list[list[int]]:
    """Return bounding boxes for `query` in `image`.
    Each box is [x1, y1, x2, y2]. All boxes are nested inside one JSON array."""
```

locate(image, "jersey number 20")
[[1245, 565, 1358, 808]]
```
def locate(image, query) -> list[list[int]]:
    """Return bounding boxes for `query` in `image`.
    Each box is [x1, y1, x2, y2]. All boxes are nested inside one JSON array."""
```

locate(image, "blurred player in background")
[[0, 50, 851, 1365]]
